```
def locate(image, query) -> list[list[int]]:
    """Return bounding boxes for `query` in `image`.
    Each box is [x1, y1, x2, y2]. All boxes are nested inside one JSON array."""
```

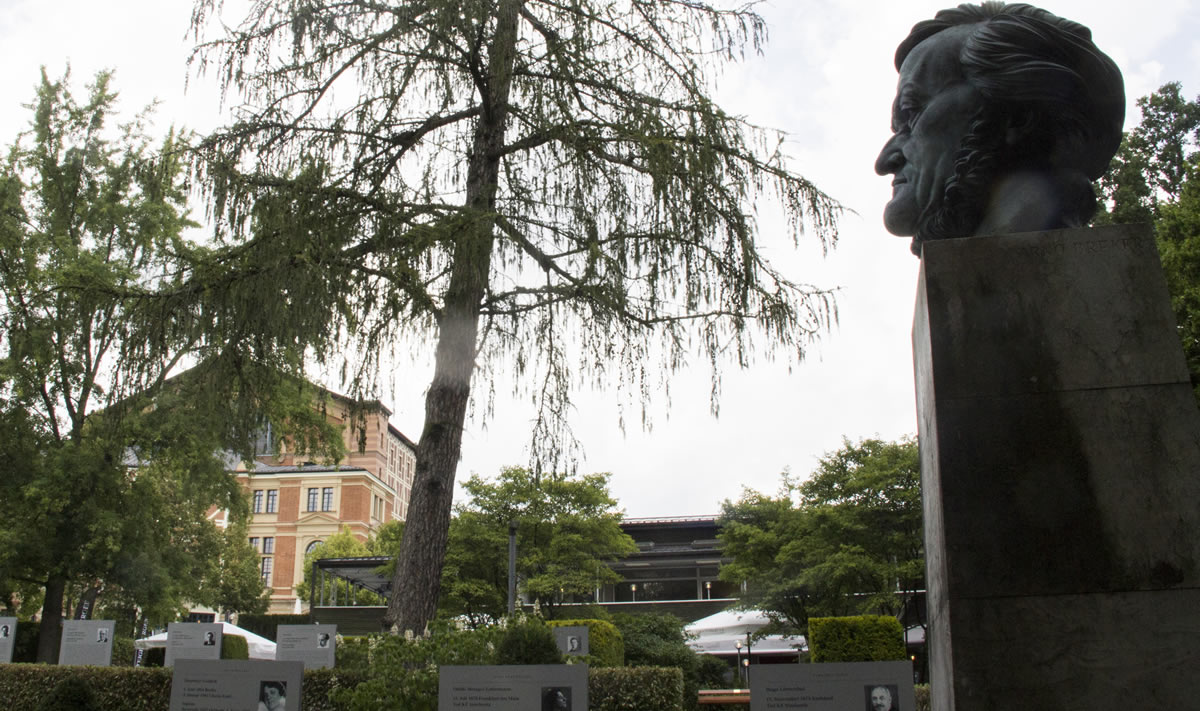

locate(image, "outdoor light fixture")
[[705, 581, 712, 599], [630, 583, 637, 602]]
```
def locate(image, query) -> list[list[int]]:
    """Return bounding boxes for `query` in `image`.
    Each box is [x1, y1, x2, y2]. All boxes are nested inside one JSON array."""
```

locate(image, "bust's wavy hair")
[[896, 2, 1124, 248]]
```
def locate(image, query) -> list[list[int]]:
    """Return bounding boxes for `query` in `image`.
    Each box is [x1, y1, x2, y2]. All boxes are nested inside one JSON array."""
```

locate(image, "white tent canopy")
[[685, 609, 806, 657], [134, 621, 277, 660]]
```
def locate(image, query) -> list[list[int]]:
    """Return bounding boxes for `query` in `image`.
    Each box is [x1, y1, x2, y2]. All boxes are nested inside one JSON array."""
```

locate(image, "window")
[[321, 487, 334, 511], [252, 491, 263, 513], [249, 537, 260, 551], [305, 540, 322, 555], [266, 490, 278, 513], [307, 488, 318, 511], [260, 556, 273, 585], [262, 537, 274, 554]]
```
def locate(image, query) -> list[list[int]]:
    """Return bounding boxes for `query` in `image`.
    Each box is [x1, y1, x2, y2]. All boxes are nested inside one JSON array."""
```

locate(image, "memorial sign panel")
[[553, 626, 588, 657], [749, 662, 915, 711], [169, 659, 303, 711], [0, 617, 15, 663], [166, 623, 223, 667], [276, 624, 337, 669], [59, 619, 116, 666], [439, 664, 587, 711]]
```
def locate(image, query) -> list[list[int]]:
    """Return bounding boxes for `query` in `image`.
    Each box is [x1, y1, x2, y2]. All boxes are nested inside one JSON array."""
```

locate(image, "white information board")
[[439, 664, 587, 711], [553, 626, 589, 657], [749, 661, 915, 711], [166, 623, 223, 668], [59, 619, 116, 666], [0, 617, 15, 663], [169, 659, 303, 711], [276, 624, 336, 669]]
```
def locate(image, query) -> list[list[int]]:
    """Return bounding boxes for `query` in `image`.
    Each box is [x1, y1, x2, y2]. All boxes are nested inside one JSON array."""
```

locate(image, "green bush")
[[496, 619, 562, 665], [12, 621, 40, 663], [915, 684, 930, 711], [37, 676, 101, 711], [590, 666, 684, 711], [0, 665, 173, 711], [547, 618, 623, 667], [302, 668, 368, 711], [807, 616, 905, 662], [140, 647, 165, 667], [611, 612, 709, 710], [111, 637, 137, 667], [236, 613, 310, 641], [220, 634, 250, 660], [331, 624, 500, 711], [335, 635, 371, 671]]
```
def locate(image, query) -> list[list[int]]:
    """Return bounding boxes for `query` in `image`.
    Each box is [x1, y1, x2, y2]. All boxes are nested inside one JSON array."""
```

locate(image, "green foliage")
[[220, 634, 249, 660], [612, 612, 708, 710], [915, 684, 931, 711], [547, 618, 624, 667], [589, 666, 685, 711], [186, 0, 841, 635], [331, 624, 501, 711], [37, 676, 101, 711], [110, 637, 136, 667], [496, 619, 563, 665], [807, 616, 905, 663], [334, 636, 371, 672], [141, 647, 166, 668], [202, 518, 271, 617], [0, 666, 173, 711], [234, 614, 311, 641], [295, 527, 384, 605], [441, 467, 637, 625], [1095, 82, 1200, 403], [719, 437, 922, 633], [0, 665, 361, 711]]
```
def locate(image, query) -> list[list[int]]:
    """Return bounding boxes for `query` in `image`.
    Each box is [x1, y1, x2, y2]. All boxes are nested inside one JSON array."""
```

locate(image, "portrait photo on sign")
[[1, 625, 10, 638], [97, 629, 108, 643], [203, 631, 217, 646], [259, 680, 287, 711], [541, 686, 571, 711], [866, 683, 899, 711]]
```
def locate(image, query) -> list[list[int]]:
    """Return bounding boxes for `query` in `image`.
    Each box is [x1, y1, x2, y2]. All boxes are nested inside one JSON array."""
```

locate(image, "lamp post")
[[735, 640, 743, 687], [630, 583, 637, 602], [704, 581, 711, 599]]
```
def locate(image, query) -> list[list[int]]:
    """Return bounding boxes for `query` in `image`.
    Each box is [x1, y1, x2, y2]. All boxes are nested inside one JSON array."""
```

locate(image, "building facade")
[[235, 393, 417, 614]]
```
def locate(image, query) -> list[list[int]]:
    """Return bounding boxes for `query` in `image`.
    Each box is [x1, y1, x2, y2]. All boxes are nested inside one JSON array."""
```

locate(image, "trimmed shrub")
[[591, 666, 684, 711], [915, 684, 930, 711], [0, 665, 173, 711], [220, 634, 250, 660], [611, 612, 709, 710], [547, 618, 623, 667], [807, 616, 905, 662], [141, 647, 165, 667], [236, 613, 310, 641], [496, 619, 562, 665], [302, 668, 368, 711], [38, 676, 101, 711], [111, 637, 137, 667]]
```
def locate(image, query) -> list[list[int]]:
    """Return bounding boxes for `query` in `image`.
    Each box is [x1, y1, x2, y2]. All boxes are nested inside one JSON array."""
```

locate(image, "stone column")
[[913, 224, 1200, 710]]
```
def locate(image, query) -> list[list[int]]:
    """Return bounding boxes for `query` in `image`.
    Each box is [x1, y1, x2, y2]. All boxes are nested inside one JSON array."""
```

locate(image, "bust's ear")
[[1004, 107, 1040, 147]]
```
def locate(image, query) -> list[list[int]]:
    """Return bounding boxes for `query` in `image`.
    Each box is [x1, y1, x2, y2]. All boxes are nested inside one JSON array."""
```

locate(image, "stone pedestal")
[[913, 225, 1200, 711]]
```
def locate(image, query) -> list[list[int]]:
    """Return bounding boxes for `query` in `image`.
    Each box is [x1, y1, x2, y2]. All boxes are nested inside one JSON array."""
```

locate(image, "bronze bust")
[[875, 3, 1125, 256]]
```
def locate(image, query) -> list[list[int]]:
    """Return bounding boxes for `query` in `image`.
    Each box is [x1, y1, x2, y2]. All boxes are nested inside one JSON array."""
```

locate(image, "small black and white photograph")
[[258, 680, 288, 711], [318, 632, 331, 648], [541, 686, 571, 711], [865, 683, 899, 711], [566, 635, 580, 653], [203, 631, 217, 646], [0, 624, 9, 638], [96, 628, 108, 643]]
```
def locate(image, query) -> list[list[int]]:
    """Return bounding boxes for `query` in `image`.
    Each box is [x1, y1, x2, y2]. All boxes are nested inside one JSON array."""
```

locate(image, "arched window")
[[306, 540, 323, 555]]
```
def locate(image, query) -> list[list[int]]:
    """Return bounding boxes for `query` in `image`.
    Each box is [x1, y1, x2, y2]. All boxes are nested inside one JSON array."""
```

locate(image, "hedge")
[[0, 665, 364, 711], [547, 618, 624, 667], [807, 616, 906, 663], [236, 613, 311, 641], [221, 634, 249, 660], [591, 666, 684, 711]]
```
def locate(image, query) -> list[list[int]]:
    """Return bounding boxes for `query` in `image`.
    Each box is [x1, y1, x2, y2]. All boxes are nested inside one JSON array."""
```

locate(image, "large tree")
[[186, 0, 841, 634], [439, 466, 635, 626], [718, 437, 922, 635], [0, 70, 336, 662]]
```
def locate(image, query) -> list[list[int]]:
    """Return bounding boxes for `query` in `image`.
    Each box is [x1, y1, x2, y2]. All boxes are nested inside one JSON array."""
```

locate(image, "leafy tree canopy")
[[185, 0, 842, 633], [439, 466, 636, 627], [718, 437, 922, 635], [1095, 82, 1200, 402]]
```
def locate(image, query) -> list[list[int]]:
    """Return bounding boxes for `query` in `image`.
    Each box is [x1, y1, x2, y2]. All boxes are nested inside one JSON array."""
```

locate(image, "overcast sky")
[[2, 1, 1198, 518]]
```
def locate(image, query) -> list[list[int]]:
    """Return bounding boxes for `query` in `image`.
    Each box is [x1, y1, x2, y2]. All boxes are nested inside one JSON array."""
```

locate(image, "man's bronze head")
[[875, 2, 1124, 255]]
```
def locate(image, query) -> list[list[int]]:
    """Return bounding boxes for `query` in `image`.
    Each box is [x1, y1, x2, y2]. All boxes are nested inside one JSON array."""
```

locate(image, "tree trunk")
[[384, 0, 523, 634], [37, 574, 66, 663]]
